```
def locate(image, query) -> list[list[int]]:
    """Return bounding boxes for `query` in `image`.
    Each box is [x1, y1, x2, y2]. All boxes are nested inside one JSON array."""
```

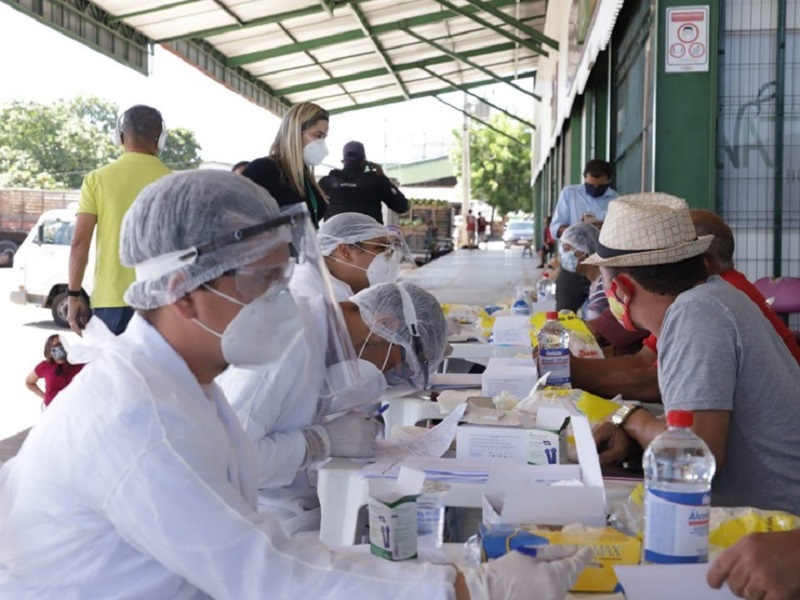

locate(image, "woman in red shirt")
[[25, 334, 84, 408]]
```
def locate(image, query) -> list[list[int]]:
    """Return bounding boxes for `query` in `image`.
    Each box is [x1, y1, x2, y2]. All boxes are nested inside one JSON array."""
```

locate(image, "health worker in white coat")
[[292, 211, 411, 301], [219, 280, 450, 534], [0, 170, 590, 599]]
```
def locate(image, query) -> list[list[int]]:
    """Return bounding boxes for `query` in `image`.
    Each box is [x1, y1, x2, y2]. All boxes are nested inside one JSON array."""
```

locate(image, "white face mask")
[[331, 247, 401, 286], [303, 139, 328, 167], [324, 358, 388, 413], [194, 286, 303, 368]]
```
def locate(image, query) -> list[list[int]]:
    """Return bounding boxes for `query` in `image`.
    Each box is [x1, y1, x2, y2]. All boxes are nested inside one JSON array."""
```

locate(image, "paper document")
[[375, 403, 467, 461], [360, 456, 496, 484], [614, 564, 737, 600]]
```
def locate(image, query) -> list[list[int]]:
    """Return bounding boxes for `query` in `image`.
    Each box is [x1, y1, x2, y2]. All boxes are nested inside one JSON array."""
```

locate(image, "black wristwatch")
[[66, 289, 82, 298]]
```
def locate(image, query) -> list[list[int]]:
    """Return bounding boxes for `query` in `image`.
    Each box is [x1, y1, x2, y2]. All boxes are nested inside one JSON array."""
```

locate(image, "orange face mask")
[[604, 278, 639, 332]]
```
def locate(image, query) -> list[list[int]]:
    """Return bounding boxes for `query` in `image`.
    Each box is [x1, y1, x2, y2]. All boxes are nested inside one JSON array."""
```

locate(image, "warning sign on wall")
[[666, 6, 710, 73]]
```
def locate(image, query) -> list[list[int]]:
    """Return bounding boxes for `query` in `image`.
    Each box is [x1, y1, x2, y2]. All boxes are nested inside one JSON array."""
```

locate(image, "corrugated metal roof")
[[89, 0, 552, 117]]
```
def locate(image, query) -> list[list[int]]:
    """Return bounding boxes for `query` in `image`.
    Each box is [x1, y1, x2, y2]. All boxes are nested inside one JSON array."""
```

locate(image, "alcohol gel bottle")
[[537, 312, 571, 387], [643, 410, 716, 564], [536, 272, 556, 302], [512, 286, 531, 316]]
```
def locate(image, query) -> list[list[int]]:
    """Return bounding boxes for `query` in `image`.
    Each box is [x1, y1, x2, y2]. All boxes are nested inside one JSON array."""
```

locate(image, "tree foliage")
[[451, 113, 533, 216], [0, 97, 202, 189]]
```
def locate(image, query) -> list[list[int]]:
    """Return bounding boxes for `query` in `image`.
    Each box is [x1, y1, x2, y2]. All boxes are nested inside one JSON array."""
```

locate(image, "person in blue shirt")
[[549, 159, 618, 311]]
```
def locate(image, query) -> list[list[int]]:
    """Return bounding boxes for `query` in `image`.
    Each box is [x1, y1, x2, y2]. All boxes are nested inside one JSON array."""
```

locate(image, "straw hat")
[[583, 193, 713, 267]]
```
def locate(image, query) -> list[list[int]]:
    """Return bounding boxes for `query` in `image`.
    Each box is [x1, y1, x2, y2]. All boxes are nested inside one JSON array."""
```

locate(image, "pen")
[[366, 404, 390, 419]]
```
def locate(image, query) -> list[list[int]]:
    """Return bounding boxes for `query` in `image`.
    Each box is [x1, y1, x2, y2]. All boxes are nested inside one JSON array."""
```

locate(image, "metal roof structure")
[[5, 0, 552, 119]]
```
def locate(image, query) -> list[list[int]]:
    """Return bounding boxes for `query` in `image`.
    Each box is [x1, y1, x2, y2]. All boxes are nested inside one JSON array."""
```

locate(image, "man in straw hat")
[[587, 193, 800, 514]]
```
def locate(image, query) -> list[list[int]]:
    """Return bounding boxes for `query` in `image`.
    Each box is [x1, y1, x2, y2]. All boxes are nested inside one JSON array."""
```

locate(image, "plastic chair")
[[753, 276, 800, 325]]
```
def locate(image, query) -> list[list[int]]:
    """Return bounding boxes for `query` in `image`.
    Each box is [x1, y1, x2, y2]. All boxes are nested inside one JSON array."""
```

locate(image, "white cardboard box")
[[480, 357, 539, 398], [481, 401, 606, 527], [455, 425, 561, 465]]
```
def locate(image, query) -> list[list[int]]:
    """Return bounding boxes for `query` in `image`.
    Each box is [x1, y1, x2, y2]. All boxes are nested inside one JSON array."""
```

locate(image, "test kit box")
[[480, 401, 606, 527], [480, 524, 641, 593], [455, 424, 562, 465], [480, 357, 538, 399], [368, 468, 425, 561]]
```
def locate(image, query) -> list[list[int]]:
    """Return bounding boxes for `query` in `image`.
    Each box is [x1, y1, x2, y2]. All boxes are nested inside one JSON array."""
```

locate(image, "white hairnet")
[[121, 171, 285, 309], [349, 282, 447, 382], [318, 213, 392, 256], [561, 222, 601, 255]]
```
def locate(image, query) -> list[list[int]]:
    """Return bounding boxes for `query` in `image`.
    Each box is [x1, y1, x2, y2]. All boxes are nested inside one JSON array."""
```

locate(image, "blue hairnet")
[[561, 222, 601, 255], [318, 213, 392, 256], [121, 171, 285, 309]]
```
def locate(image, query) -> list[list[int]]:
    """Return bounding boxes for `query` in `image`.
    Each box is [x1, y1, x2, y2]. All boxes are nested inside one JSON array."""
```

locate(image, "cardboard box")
[[490, 315, 533, 348], [480, 357, 538, 399], [368, 468, 425, 561], [480, 524, 641, 592], [481, 401, 606, 527], [456, 425, 562, 465]]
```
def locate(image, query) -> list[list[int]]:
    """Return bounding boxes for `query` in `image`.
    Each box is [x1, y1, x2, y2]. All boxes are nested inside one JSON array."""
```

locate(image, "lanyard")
[[304, 178, 319, 227]]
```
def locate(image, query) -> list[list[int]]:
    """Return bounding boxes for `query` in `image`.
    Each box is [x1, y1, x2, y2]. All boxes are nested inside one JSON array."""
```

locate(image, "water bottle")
[[512, 286, 531, 316], [643, 410, 716, 564], [537, 311, 571, 387], [536, 272, 556, 302]]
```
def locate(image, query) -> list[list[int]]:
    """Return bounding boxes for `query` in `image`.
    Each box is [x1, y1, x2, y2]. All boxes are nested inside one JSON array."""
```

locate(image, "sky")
[[0, 3, 533, 170]]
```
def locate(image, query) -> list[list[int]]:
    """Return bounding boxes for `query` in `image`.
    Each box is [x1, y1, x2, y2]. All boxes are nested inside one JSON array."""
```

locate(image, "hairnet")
[[121, 170, 286, 309], [318, 213, 392, 256], [349, 282, 447, 380], [561, 222, 601, 255]]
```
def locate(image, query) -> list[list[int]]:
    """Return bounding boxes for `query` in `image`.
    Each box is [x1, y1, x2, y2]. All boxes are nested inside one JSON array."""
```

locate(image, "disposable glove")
[[462, 546, 593, 600], [302, 413, 379, 465]]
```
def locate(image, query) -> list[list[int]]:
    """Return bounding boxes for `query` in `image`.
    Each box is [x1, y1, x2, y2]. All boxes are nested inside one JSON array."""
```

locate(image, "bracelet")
[[67, 289, 81, 298]]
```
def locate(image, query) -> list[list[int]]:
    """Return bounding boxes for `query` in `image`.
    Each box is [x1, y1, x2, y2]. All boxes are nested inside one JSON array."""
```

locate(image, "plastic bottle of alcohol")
[[536, 272, 556, 303], [511, 286, 532, 316], [537, 311, 570, 387], [643, 410, 717, 564]]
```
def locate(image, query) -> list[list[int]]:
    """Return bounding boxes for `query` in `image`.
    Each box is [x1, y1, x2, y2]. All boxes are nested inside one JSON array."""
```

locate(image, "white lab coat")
[[290, 260, 354, 301], [218, 298, 328, 533], [0, 315, 455, 599]]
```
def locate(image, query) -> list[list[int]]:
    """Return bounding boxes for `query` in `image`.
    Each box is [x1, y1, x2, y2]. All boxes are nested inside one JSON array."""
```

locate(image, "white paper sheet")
[[614, 564, 738, 600], [374, 403, 467, 461]]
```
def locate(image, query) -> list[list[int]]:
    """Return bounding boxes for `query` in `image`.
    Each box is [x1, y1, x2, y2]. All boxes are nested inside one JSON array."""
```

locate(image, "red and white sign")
[[666, 6, 709, 73]]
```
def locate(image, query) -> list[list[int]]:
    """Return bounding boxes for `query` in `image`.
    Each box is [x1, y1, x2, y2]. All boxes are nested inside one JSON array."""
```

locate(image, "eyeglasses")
[[224, 260, 295, 300], [358, 240, 404, 260]]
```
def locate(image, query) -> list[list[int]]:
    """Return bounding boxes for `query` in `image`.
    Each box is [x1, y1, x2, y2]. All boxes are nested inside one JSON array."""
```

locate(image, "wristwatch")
[[67, 289, 82, 298], [611, 404, 642, 428]]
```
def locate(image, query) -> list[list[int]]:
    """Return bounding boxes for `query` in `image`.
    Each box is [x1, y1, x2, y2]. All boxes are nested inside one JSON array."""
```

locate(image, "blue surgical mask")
[[560, 250, 580, 273], [51, 345, 67, 361], [584, 183, 610, 198]]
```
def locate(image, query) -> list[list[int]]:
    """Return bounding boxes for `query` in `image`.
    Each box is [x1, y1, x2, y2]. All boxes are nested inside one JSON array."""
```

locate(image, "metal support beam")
[[272, 40, 518, 96], [350, 3, 409, 99], [462, 0, 558, 50], [327, 71, 534, 115], [222, 0, 520, 66], [109, 0, 197, 24], [210, 0, 243, 26], [773, 0, 786, 277], [276, 22, 358, 105], [420, 66, 537, 126], [4, 0, 151, 74], [432, 0, 547, 57], [402, 27, 538, 100], [165, 39, 289, 117], [433, 96, 526, 147]]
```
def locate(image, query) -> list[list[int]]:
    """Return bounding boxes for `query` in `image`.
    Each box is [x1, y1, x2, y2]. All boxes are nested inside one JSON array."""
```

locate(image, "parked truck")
[[0, 188, 80, 266]]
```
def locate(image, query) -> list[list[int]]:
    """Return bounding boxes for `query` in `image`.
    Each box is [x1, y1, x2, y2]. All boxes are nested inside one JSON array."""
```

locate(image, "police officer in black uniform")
[[319, 141, 409, 224]]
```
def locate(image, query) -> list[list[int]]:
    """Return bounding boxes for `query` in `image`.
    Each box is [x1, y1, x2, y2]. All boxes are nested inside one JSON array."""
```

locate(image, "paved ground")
[[0, 242, 544, 446]]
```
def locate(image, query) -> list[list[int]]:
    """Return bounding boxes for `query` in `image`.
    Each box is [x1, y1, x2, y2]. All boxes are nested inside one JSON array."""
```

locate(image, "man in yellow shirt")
[[68, 105, 172, 335]]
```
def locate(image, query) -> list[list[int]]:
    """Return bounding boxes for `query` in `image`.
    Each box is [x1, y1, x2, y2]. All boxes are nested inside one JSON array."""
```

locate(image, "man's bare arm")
[[570, 346, 661, 401]]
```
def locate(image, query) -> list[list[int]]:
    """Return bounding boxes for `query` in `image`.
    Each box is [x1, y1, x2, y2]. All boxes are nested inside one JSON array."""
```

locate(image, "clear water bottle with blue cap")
[[512, 286, 531, 316], [537, 311, 570, 387], [643, 410, 716, 564]]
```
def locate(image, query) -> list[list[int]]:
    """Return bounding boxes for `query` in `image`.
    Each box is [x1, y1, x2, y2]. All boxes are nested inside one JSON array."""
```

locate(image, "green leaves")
[[451, 113, 533, 216], [0, 97, 203, 189]]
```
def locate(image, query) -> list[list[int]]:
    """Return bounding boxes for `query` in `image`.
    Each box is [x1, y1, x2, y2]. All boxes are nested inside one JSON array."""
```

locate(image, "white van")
[[9, 206, 94, 328]]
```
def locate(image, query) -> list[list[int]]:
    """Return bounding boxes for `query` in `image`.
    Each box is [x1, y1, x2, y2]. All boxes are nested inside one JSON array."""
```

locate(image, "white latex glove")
[[303, 413, 379, 463], [462, 546, 593, 600]]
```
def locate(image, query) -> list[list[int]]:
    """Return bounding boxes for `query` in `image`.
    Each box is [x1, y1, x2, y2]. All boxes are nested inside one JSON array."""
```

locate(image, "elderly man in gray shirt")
[[587, 193, 800, 513]]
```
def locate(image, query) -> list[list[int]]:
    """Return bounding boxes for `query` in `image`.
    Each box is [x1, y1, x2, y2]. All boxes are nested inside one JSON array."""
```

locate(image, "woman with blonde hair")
[[241, 102, 330, 228]]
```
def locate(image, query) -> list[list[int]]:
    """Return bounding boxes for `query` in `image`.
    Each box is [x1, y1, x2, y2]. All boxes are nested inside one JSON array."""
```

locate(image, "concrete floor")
[[400, 241, 544, 307]]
